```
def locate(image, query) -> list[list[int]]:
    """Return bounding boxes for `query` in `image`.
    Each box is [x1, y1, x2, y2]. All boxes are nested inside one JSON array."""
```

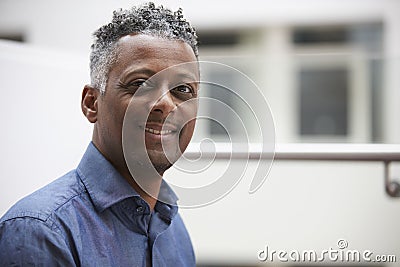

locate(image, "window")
[[299, 68, 349, 136], [292, 23, 382, 142]]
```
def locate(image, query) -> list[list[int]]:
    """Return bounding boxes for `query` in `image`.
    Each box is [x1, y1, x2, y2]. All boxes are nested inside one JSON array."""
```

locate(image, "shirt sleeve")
[[0, 217, 77, 266]]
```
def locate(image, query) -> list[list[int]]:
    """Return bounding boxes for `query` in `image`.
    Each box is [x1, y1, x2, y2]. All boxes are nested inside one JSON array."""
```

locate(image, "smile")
[[144, 127, 173, 135]]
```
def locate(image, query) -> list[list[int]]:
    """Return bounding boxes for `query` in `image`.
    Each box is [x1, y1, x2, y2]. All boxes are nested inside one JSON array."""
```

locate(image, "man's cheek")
[[179, 121, 195, 149]]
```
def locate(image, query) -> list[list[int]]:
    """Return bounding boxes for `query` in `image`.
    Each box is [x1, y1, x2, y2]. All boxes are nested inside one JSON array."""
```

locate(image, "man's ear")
[[81, 85, 99, 123]]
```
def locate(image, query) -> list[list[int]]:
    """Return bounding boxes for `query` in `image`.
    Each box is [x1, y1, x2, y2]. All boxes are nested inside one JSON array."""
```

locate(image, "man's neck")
[[123, 172, 162, 211]]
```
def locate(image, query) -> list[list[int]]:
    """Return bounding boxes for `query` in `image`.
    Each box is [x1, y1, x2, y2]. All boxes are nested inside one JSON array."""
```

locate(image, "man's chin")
[[147, 149, 176, 175]]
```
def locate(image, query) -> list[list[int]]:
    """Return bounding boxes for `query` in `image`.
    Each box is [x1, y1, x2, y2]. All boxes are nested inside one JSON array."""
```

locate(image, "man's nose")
[[151, 89, 176, 115]]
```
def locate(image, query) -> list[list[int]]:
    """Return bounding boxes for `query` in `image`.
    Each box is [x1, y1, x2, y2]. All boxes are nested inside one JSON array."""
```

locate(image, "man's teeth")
[[145, 127, 172, 135]]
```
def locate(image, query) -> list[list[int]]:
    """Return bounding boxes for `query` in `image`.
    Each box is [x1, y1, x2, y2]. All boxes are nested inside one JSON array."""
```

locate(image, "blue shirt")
[[0, 143, 195, 266]]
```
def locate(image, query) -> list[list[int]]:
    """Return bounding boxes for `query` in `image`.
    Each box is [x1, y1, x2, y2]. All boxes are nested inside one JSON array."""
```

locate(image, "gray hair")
[[89, 2, 198, 94]]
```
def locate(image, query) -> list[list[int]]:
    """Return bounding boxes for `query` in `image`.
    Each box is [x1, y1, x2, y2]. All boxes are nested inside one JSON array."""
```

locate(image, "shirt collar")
[[77, 142, 179, 214]]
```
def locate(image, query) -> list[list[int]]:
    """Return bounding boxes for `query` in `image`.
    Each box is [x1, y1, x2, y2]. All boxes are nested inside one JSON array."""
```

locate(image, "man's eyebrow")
[[121, 67, 157, 79], [173, 72, 199, 82], [121, 66, 199, 82]]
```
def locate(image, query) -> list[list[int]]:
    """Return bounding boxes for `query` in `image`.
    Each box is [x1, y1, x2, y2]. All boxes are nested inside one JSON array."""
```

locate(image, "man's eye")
[[120, 79, 154, 94], [127, 79, 147, 88], [172, 85, 193, 94]]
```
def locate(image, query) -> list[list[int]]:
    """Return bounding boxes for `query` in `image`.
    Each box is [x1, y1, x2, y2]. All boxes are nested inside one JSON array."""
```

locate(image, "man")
[[0, 2, 199, 266]]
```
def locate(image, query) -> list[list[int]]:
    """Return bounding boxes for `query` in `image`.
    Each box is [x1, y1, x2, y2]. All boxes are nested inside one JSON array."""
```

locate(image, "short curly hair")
[[90, 2, 198, 94]]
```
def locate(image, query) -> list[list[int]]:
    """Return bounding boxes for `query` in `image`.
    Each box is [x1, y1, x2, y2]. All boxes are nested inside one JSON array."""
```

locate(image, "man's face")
[[92, 34, 199, 177]]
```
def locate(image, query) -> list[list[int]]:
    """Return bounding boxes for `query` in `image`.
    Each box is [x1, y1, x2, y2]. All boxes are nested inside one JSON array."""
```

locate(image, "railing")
[[185, 143, 400, 197]]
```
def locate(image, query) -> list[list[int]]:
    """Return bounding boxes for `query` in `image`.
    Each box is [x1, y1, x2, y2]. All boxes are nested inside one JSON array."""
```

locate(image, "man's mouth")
[[141, 122, 179, 138], [144, 127, 173, 135]]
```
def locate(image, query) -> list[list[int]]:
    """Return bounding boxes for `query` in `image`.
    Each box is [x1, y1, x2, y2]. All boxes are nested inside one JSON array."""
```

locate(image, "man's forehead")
[[116, 34, 196, 59], [112, 33, 199, 77]]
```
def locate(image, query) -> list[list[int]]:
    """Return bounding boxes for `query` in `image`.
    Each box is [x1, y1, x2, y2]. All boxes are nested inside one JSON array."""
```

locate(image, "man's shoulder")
[[0, 169, 85, 224]]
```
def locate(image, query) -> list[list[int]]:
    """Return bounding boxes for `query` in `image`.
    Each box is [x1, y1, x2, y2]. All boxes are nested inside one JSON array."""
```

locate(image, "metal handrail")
[[184, 143, 400, 197]]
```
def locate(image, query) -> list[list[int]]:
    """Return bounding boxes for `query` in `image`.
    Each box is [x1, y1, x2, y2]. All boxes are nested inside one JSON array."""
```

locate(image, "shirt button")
[[136, 206, 144, 213]]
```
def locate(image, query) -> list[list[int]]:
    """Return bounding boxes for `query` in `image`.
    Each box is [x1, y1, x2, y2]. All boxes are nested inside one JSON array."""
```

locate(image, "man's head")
[[89, 2, 198, 94], [81, 3, 199, 182]]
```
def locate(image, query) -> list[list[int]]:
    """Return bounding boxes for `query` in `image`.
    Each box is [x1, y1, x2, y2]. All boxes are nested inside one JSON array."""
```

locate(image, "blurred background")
[[1, 0, 399, 266]]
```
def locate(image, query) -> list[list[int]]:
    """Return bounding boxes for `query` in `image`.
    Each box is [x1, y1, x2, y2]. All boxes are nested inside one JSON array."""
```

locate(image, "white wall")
[[0, 41, 92, 213], [175, 160, 400, 265]]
